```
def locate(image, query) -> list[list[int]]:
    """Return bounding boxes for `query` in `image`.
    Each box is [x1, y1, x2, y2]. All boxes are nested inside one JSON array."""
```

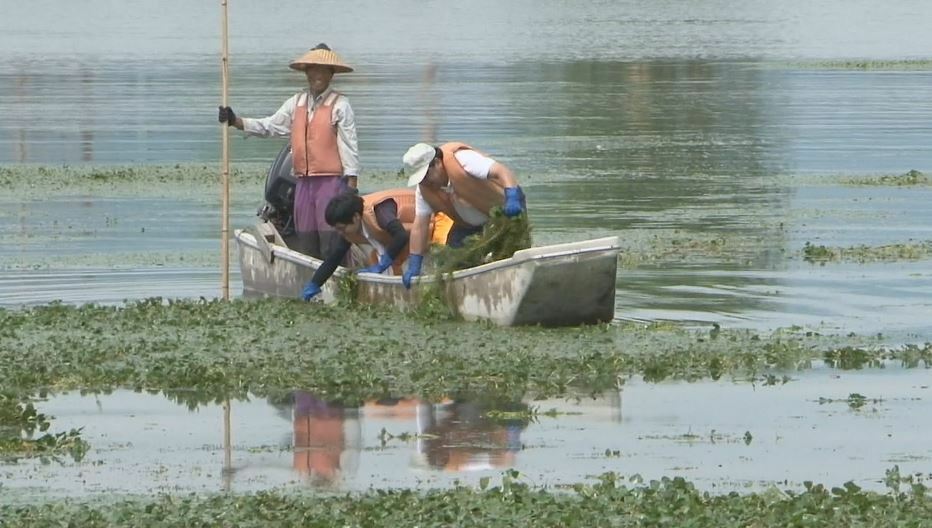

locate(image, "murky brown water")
[[3, 362, 929, 500]]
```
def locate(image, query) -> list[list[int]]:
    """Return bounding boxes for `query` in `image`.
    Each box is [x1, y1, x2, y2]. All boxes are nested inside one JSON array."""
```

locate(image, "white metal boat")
[[235, 222, 620, 326]]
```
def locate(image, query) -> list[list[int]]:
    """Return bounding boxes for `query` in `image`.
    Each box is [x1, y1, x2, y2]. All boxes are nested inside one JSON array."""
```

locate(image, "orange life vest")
[[343, 189, 452, 272], [291, 91, 344, 177], [418, 142, 505, 225], [341, 189, 417, 273]]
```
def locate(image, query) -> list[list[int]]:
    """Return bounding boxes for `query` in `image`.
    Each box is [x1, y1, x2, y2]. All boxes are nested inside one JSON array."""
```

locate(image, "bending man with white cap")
[[401, 142, 526, 289], [218, 43, 359, 259]]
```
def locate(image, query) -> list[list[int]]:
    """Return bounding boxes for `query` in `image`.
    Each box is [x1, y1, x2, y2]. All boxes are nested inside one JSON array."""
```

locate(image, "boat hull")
[[235, 223, 619, 326]]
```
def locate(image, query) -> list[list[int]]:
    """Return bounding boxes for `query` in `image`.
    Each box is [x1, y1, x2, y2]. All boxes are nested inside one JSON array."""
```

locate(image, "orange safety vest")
[[341, 189, 416, 274], [344, 189, 452, 272], [290, 91, 344, 177], [418, 142, 505, 225]]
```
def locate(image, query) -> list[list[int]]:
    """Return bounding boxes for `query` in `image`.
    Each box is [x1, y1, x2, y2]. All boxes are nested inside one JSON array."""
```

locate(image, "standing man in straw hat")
[[218, 43, 359, 259], [400, 142, 526, 289]]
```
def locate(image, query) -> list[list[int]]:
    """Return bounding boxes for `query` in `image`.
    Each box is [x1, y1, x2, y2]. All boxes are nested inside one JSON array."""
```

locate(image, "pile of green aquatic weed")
[[333, 261, 455, 321], [3, 469, 931, 527], [415, 208, 531, 318], [402, 207, 531, 320], [335, 272, 359, 304], [430, 208, 532, 272]]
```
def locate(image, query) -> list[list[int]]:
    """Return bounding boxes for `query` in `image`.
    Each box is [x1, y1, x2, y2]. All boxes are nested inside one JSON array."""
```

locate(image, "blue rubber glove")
[[503, 187, 524, 218], [301, 281, 321, 301], [358, 253, 393, 274], [402, 254, 424, 289]]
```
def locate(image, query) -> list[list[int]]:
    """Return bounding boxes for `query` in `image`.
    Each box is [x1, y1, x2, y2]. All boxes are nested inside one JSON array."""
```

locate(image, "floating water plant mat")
[[843, 169, 930, 187], [2, 298, 929, 407], [0, 164, 409, 199], [2, 469, 931, 527], [2, 300, 931, 510]]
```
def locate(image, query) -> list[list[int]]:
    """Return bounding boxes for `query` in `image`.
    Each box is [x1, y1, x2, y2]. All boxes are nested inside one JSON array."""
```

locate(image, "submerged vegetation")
[[772, 59, 932, 70], [843, 169, 931, 187], [816, 392, 882, 410], [802, 240, 932, 263]]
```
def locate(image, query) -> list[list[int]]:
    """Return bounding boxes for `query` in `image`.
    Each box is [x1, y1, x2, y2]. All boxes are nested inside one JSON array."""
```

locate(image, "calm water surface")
[[3, 363, 930, 500], [1, 2, 931, 333]]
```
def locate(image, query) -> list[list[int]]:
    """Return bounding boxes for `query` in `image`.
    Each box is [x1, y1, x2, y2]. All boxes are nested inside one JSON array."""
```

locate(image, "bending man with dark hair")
[[301, 190, 411, 301]]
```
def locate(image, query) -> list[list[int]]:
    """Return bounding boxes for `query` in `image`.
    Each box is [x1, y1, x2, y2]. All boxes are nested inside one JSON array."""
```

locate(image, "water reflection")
[[413, 399, 527, 473], [278, 392, 533, 485], [6, 368, 932, 499], [291, 392, 360, 486]]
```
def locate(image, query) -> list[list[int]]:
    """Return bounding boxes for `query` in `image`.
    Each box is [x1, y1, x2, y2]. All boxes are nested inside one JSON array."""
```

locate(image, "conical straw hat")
[[289, 43, 354, 73]]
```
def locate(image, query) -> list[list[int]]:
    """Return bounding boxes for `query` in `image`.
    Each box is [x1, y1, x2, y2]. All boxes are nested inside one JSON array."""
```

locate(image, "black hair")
[[432, 147, 443, 166], [325, 192, 364, 226]]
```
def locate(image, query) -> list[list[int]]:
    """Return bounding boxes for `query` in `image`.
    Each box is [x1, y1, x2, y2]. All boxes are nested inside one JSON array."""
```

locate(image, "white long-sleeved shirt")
[[241, 88, 360, 176]]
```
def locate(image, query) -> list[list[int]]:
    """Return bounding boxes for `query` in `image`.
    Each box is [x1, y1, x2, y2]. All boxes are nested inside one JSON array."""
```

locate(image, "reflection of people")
[[301, 190, 411, 301], [400, 142, 527, 288], [219, 43, 359, 259], [417, 401, 527, 472], [292, 391, 357, 486]]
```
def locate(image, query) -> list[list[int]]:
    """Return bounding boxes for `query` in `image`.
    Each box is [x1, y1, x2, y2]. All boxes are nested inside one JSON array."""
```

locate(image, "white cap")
[[403, 143, 436, 187]]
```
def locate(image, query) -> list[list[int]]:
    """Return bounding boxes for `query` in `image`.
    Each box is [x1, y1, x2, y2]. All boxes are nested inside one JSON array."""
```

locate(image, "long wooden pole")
[[220, 0, 231, 301], [220, 0, 233, 486]]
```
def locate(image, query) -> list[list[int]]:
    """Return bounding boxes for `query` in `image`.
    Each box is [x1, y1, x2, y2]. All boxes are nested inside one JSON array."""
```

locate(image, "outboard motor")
[[258, 143, 297, 235]]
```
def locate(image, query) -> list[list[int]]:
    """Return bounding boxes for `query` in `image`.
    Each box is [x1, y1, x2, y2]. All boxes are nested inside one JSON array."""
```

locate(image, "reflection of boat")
[[413, 401, 526, 472], [362, 397, 527, 472], [235, 143, 621, 326], [235, 222, 620, 326]]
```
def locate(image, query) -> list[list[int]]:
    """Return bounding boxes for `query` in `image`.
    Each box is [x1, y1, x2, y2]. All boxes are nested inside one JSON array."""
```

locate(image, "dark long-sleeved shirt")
[[309, 199, 408, 287]]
